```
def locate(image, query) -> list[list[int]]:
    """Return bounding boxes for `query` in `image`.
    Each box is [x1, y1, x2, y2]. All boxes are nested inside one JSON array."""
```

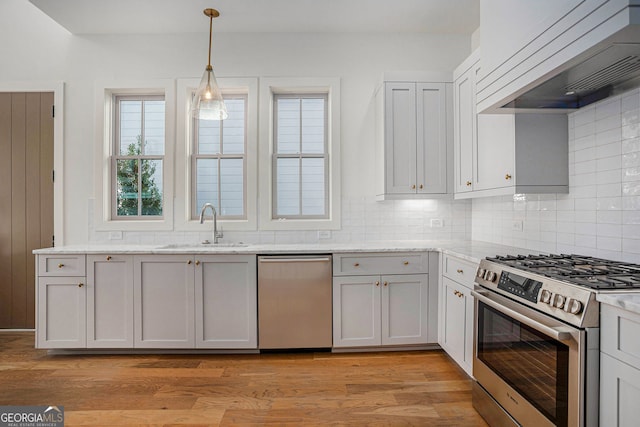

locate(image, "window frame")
[[259, 77, 341, 231], [272, 93, 330, 220], [175, 77, 258, 232], [94, 80, 175, 232], [111, 94, 165, 220], [191, 93, 248, 221]]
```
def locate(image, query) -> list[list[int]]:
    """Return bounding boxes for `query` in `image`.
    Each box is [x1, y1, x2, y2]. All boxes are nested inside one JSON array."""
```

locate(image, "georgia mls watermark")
[[0, 406, 64, 427]]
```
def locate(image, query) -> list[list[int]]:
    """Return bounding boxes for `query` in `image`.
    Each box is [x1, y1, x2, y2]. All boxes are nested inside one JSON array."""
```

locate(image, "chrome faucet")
[[199, 203, 223, 244]]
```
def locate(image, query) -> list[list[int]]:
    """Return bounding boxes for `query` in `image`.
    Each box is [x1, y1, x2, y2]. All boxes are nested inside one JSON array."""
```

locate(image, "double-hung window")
[[273, 94, 328, 219], [112, 95, 165, 219], [192, 95, 247, 219]]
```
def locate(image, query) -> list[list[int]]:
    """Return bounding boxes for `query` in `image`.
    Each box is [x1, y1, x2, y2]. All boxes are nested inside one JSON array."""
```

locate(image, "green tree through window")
[[116, 135, 163, 216]]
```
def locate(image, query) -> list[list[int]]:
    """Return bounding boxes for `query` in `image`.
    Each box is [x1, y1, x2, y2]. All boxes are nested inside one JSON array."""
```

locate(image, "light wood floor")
[[0, 332, 488, 426]]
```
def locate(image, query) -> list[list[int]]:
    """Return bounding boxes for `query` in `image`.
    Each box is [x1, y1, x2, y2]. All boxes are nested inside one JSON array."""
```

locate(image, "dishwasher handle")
[[258, 257, 332, 264]]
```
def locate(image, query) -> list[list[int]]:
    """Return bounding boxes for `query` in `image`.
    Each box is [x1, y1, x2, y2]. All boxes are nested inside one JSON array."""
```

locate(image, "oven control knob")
[[563, 298, 583, 315], [552, 294, 566, 309], [485, 271, 498, 282], [476, 268, 486, 278], [540, 289, 552, 304]]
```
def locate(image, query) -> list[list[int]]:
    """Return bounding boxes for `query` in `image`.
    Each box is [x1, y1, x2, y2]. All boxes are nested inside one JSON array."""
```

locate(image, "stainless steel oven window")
[[477, 300, 570, 425]]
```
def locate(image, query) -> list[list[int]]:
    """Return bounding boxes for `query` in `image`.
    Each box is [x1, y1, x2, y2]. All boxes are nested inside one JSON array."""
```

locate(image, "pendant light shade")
[[191, 8, 228, 121]]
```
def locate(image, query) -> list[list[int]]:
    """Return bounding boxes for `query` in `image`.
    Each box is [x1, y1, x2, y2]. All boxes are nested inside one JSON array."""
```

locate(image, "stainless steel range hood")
[[502, 12, 640, 112], [503, 43, 640, 109]]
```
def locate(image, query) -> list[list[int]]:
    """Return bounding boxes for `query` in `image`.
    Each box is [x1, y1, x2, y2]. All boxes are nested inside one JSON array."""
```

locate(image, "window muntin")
[[112, 95, 165, 219], [192, 95, 247, 219], [273, 94, 328, 219]]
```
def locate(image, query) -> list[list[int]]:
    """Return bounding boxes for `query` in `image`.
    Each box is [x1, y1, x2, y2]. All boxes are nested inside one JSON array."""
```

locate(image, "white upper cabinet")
[[477, 0, 636, 112], [453, 50, 569, 199], [453, 53, 479, 194], [376, 81, 451, 199]]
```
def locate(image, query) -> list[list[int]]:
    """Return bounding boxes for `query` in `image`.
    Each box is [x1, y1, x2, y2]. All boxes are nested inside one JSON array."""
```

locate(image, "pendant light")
[[191, 8, 228, 121]]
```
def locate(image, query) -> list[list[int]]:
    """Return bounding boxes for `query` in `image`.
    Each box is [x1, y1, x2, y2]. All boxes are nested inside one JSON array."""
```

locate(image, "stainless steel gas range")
[[472, 254, 640, 427]]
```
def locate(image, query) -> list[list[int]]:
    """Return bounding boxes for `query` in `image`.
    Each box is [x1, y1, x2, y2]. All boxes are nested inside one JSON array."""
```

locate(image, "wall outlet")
[[512, 220, 523, 232], [109, 231, 123, 240], [430, 218, 444, 228], [317, 230, 331, 239]]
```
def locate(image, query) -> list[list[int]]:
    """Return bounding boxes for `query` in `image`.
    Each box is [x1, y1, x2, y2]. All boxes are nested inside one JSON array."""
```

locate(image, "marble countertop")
[[597, 293, 640, 315], [33, 240, 539, 264]]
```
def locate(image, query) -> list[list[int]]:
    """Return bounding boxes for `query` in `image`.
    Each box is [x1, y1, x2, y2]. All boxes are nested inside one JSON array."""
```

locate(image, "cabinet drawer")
[[333, 252, 428, 276], [38, 255, 86, 276], [442, 254, 478, 289], [601, 304, 640, 369]]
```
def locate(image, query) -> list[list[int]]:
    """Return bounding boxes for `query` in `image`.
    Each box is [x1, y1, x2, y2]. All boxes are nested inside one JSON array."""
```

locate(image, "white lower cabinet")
[[333, 274, 429, 347], [195, 255, 257, 349], [332, 252, 435, 348], [36, 276, 87, 348], [132, 254, 258, 349], [438, 254, 477, 376], [134, 255, 196, 348], [36, 254, 87, 349], [600, 304, 640, 426], [87, 255, 134, 348]]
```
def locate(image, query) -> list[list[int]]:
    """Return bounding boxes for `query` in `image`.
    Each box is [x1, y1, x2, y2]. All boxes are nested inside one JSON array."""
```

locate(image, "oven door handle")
[[471, 289, 574, 341]]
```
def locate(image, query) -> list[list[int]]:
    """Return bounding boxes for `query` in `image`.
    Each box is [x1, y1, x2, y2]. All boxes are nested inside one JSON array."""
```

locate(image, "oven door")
[[472, 288, 585, 427]]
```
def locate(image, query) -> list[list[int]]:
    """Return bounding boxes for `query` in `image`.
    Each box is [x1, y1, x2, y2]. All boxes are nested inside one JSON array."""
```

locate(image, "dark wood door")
[[0, 92, 54, 328]]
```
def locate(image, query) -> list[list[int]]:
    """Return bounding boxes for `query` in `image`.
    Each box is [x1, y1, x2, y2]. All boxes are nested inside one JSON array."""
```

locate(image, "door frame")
[[0, 81, 64, 245]]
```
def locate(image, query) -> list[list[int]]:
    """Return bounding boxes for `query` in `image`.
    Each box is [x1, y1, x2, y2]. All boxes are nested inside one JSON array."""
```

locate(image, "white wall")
[[1, 0, 473, 246], [473, 88, 640, 263]]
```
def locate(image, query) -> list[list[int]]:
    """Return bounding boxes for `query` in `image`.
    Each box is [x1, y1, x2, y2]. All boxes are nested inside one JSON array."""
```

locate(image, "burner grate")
[[486, 254, 640, 290]]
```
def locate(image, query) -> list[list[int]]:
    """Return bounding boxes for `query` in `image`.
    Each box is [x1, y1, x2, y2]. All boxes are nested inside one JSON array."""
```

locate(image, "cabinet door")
[[381, 274, 429, 345], [333, 275, 381, 347], [416, 83, 447, 194], [134, 255, 195, 348], [86, 255, 134, 348], [475, 114, 515, 191], [453, 66, 475, 193], [439, 277, 472, 372], [384, 82, 417, 194], [600, 352, 640, 427], [36, 277, 86, 348], [195, 255, 257, 349]]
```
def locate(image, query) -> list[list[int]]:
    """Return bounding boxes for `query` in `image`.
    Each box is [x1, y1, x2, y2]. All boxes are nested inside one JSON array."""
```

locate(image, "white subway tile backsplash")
[[472, 87, 640, 261], [597, 211, 622, 224], [597, 236, 622, 251], [596, 197, 622, 211], [596, 183, 621, 198], [596, 128, 622, 146], [597, 223, 622, 238], [621, 89, 640, 111], [597, 155, 622, 171], [596, 98, 621, 119]]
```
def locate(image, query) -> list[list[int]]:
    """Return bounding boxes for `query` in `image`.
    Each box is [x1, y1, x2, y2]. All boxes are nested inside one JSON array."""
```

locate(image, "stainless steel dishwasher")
[[257, 255, 332, 349]]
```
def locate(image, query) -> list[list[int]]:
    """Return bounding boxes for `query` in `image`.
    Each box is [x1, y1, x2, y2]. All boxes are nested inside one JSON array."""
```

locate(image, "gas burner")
[[486, 254, 640, 290]]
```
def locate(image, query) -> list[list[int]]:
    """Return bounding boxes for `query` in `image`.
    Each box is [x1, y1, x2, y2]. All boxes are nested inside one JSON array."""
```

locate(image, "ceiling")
[[28, 0, 479, 35]]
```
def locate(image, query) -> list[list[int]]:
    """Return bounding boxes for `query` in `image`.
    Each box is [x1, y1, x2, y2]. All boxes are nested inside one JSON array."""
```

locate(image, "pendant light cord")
[[207, 14, 213, 68]]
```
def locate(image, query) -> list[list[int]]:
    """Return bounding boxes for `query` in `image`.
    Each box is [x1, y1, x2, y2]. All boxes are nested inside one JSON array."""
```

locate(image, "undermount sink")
[[160, 242, 249, 249]]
